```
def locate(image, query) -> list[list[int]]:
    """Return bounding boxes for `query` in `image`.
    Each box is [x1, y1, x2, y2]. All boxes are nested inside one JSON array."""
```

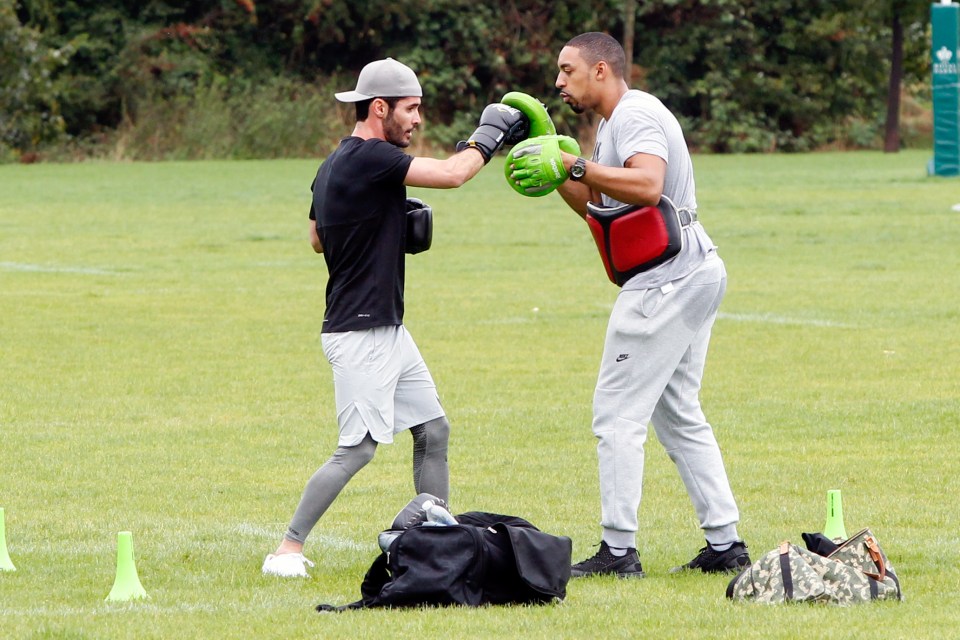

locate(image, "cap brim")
[[334, 90, 373, 103]]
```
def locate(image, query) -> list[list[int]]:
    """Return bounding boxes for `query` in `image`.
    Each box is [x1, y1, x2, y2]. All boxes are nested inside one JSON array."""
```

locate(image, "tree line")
[[1, 0, 932, 162]]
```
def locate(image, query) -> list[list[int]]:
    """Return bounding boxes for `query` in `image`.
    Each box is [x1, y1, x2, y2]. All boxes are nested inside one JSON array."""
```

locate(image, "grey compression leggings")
[[285, 416, 450, 544]]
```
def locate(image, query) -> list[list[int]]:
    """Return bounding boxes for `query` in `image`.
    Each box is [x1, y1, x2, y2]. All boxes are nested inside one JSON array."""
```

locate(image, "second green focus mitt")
[[505, 134, 581, 197]]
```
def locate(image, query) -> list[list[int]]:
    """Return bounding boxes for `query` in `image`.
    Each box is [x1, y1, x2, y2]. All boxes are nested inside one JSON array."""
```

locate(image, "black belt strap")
[[779, 544, 794, 602]]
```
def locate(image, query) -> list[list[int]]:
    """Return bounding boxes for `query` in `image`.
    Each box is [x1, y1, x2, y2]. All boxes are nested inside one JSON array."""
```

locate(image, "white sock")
[[607, 546, 629, 557]]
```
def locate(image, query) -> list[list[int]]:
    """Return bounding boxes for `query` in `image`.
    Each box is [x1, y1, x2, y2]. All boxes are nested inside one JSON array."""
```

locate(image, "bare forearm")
[[559, 152, 664, 208], [309, 221, 323, 253], [405, 148, 486, 189], [556, 180, 593, 219], [580, 165, 661, 206], [443, 149, 486, 187]]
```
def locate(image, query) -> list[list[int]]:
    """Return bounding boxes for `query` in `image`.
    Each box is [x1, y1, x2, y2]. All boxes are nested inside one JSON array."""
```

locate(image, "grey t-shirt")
[[593, 90, 717, 289]]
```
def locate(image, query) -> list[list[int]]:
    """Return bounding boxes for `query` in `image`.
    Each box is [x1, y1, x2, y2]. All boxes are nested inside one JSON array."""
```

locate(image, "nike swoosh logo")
[[616, 354, 630, 362]]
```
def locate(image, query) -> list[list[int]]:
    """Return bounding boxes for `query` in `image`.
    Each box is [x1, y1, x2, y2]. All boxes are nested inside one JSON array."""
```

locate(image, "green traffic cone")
[[0, 508, 16, 572], [105, 531, 148, 601], [823, 489, 848, 542]]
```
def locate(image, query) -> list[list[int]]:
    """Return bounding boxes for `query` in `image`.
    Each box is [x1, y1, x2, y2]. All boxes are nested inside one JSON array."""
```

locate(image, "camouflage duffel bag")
[[726, 528, 903, 605]]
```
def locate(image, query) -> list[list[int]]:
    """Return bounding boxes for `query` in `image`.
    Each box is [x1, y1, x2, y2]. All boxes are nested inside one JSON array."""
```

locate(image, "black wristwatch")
[[570, 157, 586, 181]]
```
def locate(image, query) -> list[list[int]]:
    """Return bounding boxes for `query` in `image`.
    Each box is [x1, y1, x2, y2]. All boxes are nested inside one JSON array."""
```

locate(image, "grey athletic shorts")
[[321, 325, 445, 447]]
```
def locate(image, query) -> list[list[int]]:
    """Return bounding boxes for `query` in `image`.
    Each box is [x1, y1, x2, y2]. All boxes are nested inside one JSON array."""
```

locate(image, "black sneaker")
[[571, 541, 645, 578], [670, 541, 751, 574]]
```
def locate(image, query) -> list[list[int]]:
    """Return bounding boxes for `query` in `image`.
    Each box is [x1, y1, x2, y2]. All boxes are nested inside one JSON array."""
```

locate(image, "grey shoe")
[[390, 493, 449, 530]]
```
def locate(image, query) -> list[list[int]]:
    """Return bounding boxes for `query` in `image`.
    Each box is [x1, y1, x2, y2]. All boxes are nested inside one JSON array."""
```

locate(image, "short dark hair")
[[355, 97, 401, 122], [565, 32, 626, 79]]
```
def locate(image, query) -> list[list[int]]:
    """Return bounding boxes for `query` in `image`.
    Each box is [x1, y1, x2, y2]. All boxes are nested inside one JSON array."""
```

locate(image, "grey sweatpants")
[[593, 253, 740, 550]]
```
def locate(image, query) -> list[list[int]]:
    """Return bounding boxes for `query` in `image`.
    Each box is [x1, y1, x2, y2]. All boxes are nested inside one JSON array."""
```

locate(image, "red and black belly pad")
[[585, 199, 682, 286]]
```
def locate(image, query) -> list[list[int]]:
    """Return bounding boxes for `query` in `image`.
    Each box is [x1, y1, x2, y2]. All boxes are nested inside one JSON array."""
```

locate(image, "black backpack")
[[316, 512, 572, 611]]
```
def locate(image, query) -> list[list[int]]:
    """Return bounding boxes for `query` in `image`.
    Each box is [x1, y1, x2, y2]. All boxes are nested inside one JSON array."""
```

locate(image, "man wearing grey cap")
[[262, 57, 526, 577]]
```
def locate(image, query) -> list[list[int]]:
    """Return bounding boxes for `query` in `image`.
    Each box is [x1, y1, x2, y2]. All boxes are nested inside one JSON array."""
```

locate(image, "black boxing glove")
[[456, 103, 527, 163]]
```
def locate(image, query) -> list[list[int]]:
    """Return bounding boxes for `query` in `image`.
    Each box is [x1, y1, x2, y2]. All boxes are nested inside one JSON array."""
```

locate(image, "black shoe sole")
[[570, 568, 646, 579], [670, 555, 751, 574]]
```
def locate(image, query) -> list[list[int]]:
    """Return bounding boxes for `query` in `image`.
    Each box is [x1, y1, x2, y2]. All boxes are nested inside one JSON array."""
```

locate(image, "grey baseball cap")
[[334, 57, 423, 103]]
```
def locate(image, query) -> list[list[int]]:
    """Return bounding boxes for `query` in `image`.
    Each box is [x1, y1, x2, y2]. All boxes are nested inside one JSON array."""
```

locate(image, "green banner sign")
[[931, 2, 960, 176]]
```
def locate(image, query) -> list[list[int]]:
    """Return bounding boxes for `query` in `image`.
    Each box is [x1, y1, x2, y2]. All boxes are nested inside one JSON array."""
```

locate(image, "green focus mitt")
[[504, 134, 581, 197], [500, 91, 556, 143]]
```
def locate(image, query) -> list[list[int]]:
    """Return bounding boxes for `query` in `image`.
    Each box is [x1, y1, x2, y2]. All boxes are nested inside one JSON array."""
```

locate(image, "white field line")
[[590, 303, 855, 329], [9, 523, 365, 554], [0, 261, 118, 275], [6, 540, 108, 555], [232, 522, 279, 539], [718, 311, 855, 329], [232, 523, 366, 551], [316, 535, 368, 552], [0, 602, 220, 617]]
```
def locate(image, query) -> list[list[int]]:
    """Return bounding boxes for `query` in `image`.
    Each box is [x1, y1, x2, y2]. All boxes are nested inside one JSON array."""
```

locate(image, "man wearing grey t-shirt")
[[552, 32, 750, 578]]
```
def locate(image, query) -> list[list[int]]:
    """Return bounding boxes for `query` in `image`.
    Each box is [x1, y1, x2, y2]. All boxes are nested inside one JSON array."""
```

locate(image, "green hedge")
[[1, 0, 932, 161]]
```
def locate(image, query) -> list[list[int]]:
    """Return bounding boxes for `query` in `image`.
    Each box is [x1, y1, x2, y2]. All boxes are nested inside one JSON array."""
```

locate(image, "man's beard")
[[384, 111, 412, 147]]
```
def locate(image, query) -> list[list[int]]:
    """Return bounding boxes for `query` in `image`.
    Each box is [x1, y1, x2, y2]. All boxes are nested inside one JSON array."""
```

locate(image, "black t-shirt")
[[309, 136, 414, 333]]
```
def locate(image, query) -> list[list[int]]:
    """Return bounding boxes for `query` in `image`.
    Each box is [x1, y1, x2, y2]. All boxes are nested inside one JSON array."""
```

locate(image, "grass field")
[[1, 150, 959, 638]]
